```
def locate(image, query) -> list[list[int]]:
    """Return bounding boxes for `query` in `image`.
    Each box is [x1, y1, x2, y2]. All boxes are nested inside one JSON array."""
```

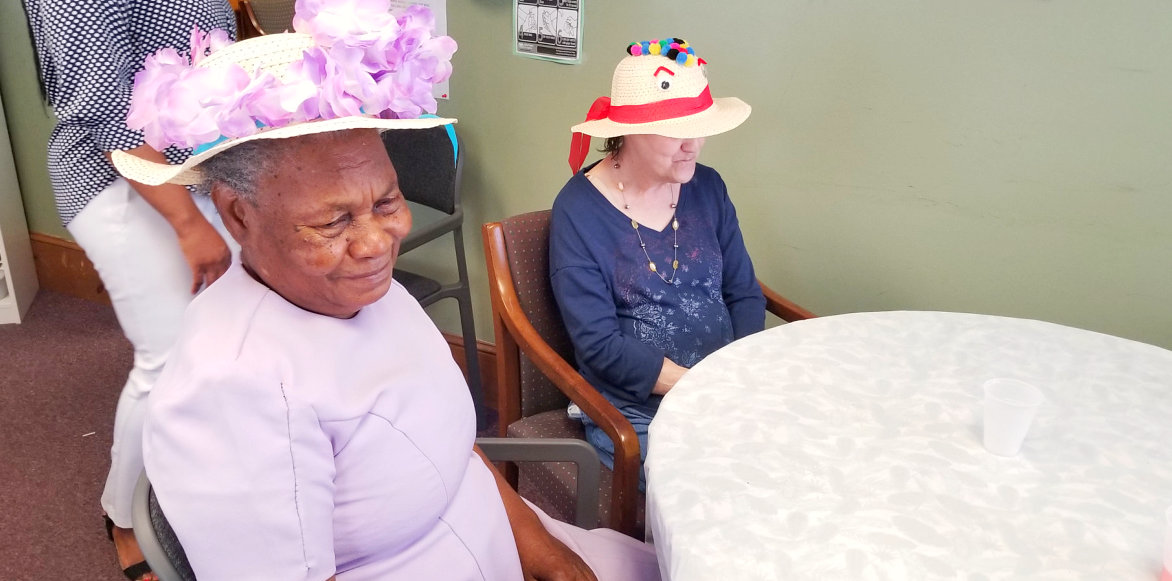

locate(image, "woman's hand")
[[474, 446, 598, 581], [652, 358, 688, 395], [515, 522, 597, 581], [111, 146, 231, 292], [175, 215, 231, 293]]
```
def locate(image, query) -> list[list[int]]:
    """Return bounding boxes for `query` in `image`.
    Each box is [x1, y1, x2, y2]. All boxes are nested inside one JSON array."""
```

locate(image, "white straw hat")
[[113, 8, 456, 186], [568, 38, 750, 173]]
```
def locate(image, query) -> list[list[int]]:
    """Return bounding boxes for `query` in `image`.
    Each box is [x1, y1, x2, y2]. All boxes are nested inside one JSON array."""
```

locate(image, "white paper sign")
[[390, 0, 451, 99], [514, 0, 581, 64]]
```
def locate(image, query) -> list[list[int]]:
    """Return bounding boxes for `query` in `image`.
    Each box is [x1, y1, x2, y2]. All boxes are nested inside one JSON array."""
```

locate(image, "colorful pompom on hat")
[[112, 0, 457, 186], [568, 37, 751, 173]]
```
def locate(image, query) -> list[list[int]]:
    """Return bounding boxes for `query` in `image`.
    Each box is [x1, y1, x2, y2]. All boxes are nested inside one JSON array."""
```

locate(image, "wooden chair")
[[238, 0, 295, 38], [761, 275, 816, 321], [482, 209, 813, 539]]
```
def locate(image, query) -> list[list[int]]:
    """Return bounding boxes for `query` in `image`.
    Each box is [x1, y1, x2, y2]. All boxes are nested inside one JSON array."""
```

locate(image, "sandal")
[[104, 515, 157, 581]]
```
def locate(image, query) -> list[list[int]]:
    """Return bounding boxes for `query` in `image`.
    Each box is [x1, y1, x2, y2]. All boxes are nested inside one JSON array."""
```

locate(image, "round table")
[[645, 311, 1172, 581]]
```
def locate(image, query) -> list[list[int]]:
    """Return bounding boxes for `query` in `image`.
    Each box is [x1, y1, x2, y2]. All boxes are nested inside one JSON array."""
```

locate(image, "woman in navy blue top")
[[554, 38, 762, 481]]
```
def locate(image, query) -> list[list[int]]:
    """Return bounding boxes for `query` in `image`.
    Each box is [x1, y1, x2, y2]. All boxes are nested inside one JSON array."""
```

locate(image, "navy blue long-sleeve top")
[[550, 162, 765, 416]]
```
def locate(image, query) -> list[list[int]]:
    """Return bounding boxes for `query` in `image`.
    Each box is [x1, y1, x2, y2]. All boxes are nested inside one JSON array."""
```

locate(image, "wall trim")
[[29, 232, 109, 305]]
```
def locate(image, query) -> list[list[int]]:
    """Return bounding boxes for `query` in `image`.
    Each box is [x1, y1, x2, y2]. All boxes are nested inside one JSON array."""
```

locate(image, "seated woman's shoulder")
[[552, 172, 596, 212]]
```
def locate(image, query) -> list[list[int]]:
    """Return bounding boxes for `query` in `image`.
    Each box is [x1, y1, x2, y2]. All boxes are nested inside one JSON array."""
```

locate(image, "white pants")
[[67, 178, 234, 528]]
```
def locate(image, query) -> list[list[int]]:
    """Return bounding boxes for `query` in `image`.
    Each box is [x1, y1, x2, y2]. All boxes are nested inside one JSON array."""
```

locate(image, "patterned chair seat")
[[505, 409, 645, 531]]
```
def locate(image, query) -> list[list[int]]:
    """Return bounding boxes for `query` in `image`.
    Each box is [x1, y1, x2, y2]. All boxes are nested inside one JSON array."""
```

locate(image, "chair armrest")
[[495, 282, 641, 534], [477, 437, 601, 528], [483, 221, 642, 537], [132, 472, 189, 581], [237, 0, 266, 37], [759, 278, 815, 322]]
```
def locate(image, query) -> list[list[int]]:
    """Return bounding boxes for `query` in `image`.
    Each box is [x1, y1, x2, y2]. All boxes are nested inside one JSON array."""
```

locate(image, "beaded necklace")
[[612, 157, 680, 284]]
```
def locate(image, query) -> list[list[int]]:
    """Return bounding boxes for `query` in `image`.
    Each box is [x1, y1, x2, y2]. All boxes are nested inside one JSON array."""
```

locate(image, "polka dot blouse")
[[23, 0, 236, 226]]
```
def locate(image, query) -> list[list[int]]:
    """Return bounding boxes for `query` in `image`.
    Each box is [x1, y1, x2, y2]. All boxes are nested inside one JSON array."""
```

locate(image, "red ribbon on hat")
[[568, 87, 715, 174], [569, 97, 611, 174], [610, 86, 713, 123]]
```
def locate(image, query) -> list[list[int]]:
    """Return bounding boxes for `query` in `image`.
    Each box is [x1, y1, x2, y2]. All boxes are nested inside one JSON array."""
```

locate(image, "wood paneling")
[[29, 233, 109, 305]]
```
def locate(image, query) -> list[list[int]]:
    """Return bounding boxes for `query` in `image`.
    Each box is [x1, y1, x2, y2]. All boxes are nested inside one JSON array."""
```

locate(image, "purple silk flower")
[[126, 1, 457, 151]]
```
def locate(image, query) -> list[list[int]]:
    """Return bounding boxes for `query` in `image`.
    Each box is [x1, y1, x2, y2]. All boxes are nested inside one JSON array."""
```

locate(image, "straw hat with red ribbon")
[[567, 38, 751, 174]]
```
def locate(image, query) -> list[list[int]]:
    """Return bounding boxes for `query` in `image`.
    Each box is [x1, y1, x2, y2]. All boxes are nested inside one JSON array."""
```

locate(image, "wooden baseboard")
[[29, 233, 109, 305]]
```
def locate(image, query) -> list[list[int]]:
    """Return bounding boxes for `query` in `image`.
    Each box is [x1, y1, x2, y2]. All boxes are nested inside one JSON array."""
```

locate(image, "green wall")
[[424, 0, 1172, 349], [0, 0, 63, 239], [3, 1, 1170, 348]]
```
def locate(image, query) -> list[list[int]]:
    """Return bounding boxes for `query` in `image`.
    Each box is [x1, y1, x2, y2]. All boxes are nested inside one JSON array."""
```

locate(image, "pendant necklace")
[[613, 157, 680, 284]]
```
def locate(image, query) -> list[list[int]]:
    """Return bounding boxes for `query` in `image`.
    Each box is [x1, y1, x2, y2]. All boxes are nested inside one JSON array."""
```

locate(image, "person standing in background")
[[21, 1, 236, 579]]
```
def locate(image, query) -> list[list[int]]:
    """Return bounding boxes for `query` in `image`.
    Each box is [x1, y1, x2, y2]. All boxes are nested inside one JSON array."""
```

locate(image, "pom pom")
[[625, 37, 699, 63]]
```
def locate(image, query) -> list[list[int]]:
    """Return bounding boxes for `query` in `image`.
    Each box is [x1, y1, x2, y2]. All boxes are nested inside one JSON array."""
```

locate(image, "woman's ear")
[[210, 183, 250, 243]]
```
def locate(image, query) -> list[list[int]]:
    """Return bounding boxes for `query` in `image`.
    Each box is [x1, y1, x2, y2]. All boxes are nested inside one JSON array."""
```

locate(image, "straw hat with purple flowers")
[[112, 0, 457, 186]]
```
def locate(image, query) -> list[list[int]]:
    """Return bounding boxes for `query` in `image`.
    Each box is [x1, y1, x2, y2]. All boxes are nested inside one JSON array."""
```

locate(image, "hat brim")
[[112, 116, 456, 186], [570, 97, 750, 139]]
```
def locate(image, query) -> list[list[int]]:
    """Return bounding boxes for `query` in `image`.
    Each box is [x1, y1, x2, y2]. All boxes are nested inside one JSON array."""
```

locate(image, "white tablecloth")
[[645, 311, 1172, 581]]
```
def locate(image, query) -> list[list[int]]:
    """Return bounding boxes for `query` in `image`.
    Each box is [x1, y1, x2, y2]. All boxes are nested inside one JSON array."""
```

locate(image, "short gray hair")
[[197, 139, 286, 202], [197, 130, 379, 201]]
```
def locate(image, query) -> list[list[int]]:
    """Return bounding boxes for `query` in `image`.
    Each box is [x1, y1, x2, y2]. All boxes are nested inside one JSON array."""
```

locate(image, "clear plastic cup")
[[982, 378, 1044, 457]]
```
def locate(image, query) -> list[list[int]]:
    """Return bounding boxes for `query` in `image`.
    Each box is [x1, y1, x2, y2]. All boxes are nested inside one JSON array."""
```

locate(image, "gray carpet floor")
[[0, 290, 131, 580]]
